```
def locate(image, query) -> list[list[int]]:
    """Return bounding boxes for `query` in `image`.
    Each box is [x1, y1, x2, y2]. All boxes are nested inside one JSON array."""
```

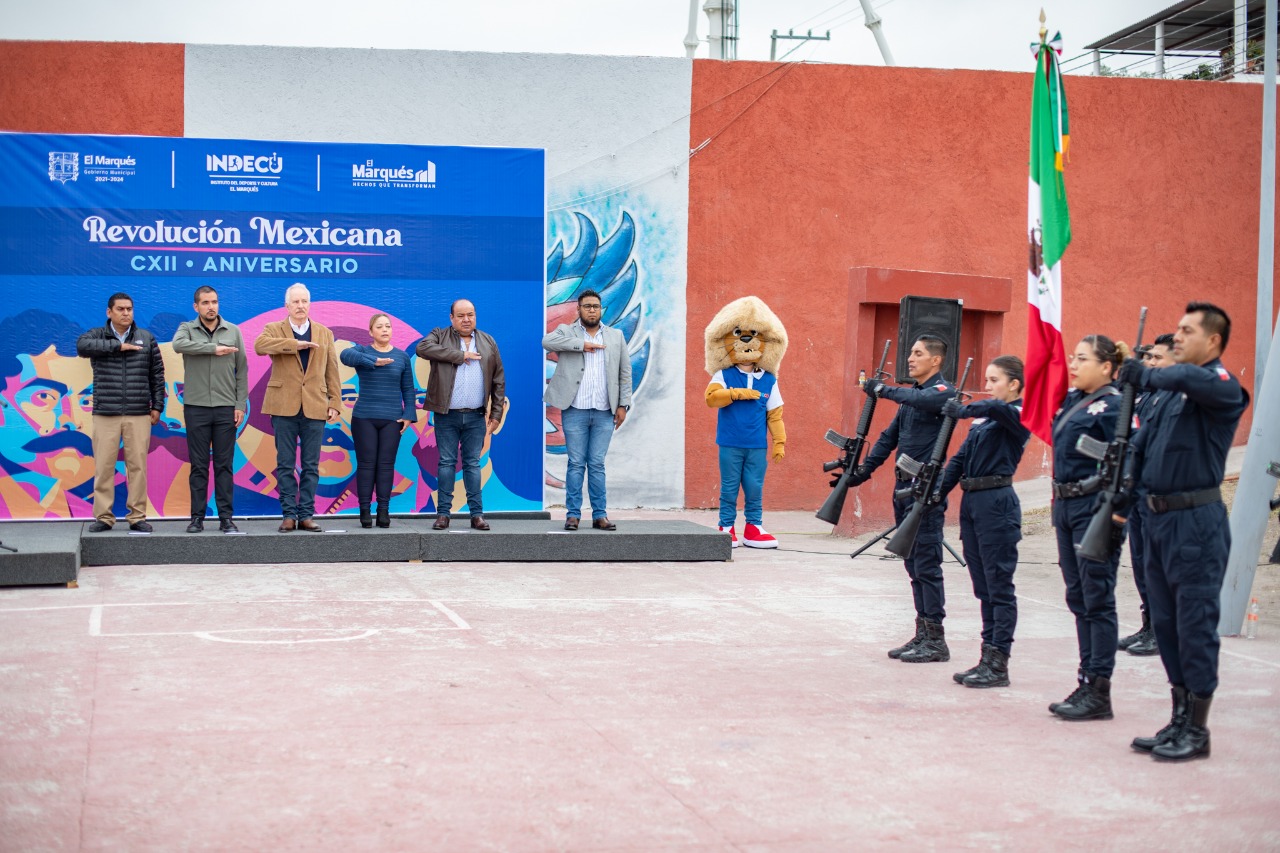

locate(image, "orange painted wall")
[[0, 41, 184, 136], [687, 60, 1277, 514]]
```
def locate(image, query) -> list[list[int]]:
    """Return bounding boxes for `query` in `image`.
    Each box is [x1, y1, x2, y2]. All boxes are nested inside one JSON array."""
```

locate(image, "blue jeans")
[[272, 413, 325, 520], [435, 409, 486, 516], [562, 406, 614, 519], [718, 445, 766, 528]]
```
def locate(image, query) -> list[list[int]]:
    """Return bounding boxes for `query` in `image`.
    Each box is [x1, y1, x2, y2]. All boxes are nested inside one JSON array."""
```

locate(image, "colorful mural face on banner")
[[543, 210, 651, 487], [0, 132, 545, 519]]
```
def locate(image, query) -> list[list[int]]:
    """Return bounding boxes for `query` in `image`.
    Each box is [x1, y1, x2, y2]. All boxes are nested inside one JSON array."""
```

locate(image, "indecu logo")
[[48, 151, 79, 183], [206, 153, 284, 174]]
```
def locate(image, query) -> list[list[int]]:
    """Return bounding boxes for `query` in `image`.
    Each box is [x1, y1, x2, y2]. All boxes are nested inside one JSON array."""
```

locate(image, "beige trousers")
[[91, 414, 151, 525]]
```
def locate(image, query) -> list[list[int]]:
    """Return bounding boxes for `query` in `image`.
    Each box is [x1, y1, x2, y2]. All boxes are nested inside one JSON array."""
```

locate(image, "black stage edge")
[[0, 522, 80, 586], [68, 518, 730, 568]]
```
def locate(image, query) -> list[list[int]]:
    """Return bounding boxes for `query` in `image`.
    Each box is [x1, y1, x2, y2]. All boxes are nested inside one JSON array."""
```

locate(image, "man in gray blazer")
[[543, 289, 632, 530]]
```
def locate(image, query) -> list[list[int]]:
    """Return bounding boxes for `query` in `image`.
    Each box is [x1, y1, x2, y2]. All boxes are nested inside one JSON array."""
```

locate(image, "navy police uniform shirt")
[[1130, 358, 1248, 495], [941, 398, 1031, 493], [863, 372, 952, 473], [1051, 386, 1121, 484]]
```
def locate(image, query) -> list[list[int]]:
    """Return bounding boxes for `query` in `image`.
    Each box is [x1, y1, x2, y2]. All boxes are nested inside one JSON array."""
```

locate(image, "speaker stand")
[[849, 523, 965, 567]]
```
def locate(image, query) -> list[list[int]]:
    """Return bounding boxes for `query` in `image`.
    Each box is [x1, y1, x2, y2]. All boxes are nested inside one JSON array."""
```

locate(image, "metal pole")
[[858, 0, 896, 66], [770, 29, 777, 61], [1236, 0, 1248, 76], [1221, 0, 1278, 635], [684, 0, 701, 58], [1155, 20, 1166, 76], [1092, 49, 1102, 75]]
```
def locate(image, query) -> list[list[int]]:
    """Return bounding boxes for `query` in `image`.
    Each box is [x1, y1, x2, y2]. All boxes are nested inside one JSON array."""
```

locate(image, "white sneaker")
[[742, 523, 778, 549], [719, 525, 740, 548]]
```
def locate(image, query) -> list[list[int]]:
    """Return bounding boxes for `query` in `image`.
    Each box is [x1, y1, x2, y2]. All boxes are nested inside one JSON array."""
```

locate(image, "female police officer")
[[939, 355, 1031, 688], [1047, 334, 1129, 720]]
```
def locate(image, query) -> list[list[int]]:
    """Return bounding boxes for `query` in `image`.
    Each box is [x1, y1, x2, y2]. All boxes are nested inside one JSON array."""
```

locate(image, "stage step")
[[0, 522, 80, 586]]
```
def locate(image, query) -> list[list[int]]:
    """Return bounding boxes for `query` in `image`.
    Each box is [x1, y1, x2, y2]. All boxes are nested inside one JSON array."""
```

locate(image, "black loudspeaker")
[[895, 296, 962, 385]]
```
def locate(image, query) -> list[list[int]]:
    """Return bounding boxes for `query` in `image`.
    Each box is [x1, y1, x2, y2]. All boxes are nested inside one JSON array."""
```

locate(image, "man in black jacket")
[[76, 293, 166, 532]]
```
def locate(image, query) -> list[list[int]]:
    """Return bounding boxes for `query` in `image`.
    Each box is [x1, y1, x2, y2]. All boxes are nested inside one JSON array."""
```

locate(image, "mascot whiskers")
[[704, 296, 787, 549]]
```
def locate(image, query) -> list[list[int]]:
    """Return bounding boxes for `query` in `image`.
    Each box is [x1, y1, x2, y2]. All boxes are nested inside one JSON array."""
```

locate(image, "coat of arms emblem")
[[48, 151, 78, 183]]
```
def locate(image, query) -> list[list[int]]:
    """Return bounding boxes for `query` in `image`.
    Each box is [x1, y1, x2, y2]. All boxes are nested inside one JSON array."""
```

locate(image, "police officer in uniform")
[[1119, 302, 1248, 762], [1048, 334, 1128, 720], [850, 335, 953, 663], [939, 355, 1031, 688], [1118, 333, 1175, 657]]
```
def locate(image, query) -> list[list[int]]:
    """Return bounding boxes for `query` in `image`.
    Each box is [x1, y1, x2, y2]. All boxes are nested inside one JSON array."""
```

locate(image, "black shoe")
[[1127, 626, 1159, 656], [129, 521, 153, 533], [964, 646, 1010, 689], [186, 517, 204, 534], [889, 617, 925, 659], [360, 504, 373, 529], [953, 644, 989, 684], [1119, 610, 1151, 650], [88, 520, 113, 533], [1151, 692, 1212, 761], [1132, 685, 1188, 753], [376, 504, 390, 528], [1051, 674, 1113, 721], [219, 518, 238, 533], [899, 620, 950, 663]]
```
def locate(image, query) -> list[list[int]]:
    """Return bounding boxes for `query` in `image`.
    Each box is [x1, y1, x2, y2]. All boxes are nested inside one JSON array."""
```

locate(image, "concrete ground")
[[2, 479, 1279, 850]]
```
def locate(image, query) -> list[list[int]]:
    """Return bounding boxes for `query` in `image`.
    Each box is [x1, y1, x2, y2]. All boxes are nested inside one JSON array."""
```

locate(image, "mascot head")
[[704, 296, 788, 377]]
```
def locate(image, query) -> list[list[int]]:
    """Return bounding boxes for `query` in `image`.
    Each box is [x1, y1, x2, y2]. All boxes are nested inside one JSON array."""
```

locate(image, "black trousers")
[[891, 489, 947, 623], [352, 416, 401, 506], [1053, 494, 1121, 679], [186, 405, 236, 519], [958, 487, 1020, 655]]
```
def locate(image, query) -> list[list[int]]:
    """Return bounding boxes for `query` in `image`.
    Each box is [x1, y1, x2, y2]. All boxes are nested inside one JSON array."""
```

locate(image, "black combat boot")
[[1048, 669, 1086, 715], [888, 617, 925, 659], [1152, 692, 1212, 761], [376, 503, 391, 528], [1127, 622, 1159, 656], [953, 644, 990, 684], [1118, 610, 1150, 650], [1050, 674, 1113, 721], [359, 504, 373, 529], [964, 647, 1010, 688], [899, 619, 949, 663], [1131, 685, 1188, 753]]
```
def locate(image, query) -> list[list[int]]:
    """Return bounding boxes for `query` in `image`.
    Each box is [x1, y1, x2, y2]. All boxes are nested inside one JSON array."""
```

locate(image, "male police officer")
[[851, 335, 953, 663], [1118, 333, 1175, 657], [1118, 302, 1248, 762]]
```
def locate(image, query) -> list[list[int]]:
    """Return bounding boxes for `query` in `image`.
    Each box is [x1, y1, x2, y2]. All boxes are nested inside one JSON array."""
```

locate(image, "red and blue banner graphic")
[[0, 132, 545, 520]]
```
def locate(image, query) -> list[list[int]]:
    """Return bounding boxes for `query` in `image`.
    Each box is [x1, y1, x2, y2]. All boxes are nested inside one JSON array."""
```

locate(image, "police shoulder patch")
[[1215, 366, 1230, 381], [934, 384, 949, 392], [1086, 400, 1107, 416]]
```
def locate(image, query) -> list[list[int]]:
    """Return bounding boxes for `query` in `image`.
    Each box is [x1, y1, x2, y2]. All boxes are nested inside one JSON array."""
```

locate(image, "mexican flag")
[[1024, 33, 1070, 446]]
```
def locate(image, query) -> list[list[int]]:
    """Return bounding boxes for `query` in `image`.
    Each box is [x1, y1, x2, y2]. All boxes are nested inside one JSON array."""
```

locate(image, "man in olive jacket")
[[76, 292, 166, 533], [415, 299, 504, 530], [172, 285, 249, 533], [253, 283, 341, 532]]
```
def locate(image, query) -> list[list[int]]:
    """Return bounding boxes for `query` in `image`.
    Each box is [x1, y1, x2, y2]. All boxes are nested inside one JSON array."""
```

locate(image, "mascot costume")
[[704, 296, 787, 548]]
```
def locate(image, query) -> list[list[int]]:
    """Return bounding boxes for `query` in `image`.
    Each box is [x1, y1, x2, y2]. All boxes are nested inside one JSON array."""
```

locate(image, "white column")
[[1092, 49, 1102, 75], [684, 0, 701, 58], [1236, 0, 1249, 76], [1155, 20, 1166, 76]]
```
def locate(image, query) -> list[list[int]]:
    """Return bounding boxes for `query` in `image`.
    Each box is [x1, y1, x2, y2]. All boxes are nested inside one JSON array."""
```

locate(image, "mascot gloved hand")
[[704, 295, 787, 550]]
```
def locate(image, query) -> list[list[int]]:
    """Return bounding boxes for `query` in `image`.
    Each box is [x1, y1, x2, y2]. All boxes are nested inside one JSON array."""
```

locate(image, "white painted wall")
[[185, 45, 691, 508]]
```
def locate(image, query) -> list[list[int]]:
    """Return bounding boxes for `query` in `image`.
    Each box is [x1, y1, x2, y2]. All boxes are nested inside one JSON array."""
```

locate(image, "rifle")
[[1075, 307, 1148, 563], [816, 339, 893, 525], [884, 357, 974, 558]]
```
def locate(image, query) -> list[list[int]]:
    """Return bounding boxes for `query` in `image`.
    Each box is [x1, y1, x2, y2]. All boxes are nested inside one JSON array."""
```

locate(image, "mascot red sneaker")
[[704, 296, 787, 549]]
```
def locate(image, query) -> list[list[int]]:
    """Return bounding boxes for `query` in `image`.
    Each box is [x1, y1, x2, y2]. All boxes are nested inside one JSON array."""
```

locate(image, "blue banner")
[[0, 133, 545, 520]]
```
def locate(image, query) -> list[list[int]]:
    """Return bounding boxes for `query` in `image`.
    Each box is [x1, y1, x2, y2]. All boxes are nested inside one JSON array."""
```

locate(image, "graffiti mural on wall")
[[543, 210, 651, 488]]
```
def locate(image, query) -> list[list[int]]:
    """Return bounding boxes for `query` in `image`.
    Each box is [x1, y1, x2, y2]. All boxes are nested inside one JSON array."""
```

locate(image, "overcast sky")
[[2, 0, 1178, 73]]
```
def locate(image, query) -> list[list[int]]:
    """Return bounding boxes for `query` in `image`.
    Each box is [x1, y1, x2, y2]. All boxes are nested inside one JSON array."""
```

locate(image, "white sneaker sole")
[[743, 540, 778, 549]]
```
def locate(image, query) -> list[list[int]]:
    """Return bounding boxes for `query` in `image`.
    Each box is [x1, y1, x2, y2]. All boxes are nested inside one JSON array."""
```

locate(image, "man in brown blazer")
[[253, 283, 341, 531]]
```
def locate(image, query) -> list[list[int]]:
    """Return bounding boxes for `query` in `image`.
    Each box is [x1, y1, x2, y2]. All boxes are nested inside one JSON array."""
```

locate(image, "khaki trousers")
[[91, 414, 151, 525]]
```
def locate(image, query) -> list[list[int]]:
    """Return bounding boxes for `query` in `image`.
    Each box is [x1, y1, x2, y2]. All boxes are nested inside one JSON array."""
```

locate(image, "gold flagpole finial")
[[1039, 9, 1048, 44]]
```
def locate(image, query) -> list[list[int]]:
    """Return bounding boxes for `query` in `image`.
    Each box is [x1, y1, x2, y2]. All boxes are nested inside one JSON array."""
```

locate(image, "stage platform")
[[0, 517, 732, 584]]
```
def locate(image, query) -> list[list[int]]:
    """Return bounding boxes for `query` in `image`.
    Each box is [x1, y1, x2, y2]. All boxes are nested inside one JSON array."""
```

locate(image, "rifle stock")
[[1077, 307, 1147, 562], [885, 358, 974, 558], [816, 340, 892, 525]]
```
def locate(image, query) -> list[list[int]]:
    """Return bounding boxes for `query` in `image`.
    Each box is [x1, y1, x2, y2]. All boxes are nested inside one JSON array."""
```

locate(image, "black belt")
[[1147, 487, 1221, 514], [450, 407, 483, 414], [961, 475, 1013, 492], [1052, 479, 1103, 500]]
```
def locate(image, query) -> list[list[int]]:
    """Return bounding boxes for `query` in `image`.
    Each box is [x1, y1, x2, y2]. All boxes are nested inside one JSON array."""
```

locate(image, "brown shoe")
[[592, 517, 617, 531], [278, 518, 296, 532], [433, 514, 450, 530], [298, 518, 323, 532], [470, 515, 490, 531], [564, 517, 579, 531]]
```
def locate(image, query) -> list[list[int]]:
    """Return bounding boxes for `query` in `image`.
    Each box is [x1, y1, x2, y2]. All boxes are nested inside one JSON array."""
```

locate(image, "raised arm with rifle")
[[885, 357, 974, 558], [1074, 307, 1147, 562], [816, 339, 892, 525]]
